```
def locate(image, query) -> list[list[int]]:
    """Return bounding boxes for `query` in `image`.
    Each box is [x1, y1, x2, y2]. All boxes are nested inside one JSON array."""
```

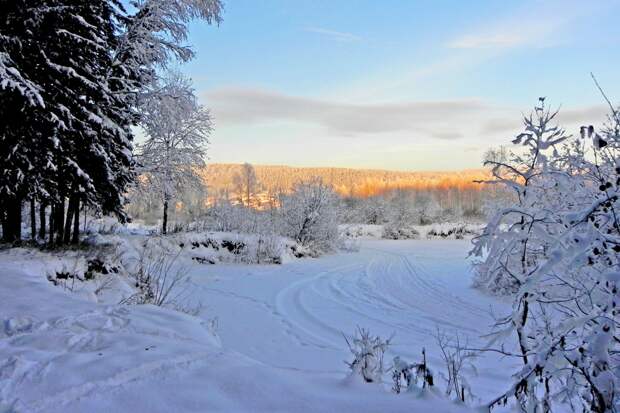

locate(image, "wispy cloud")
[[205, 87, 610, 144], [448, 33, 525, 49], [206, 87, 490, 138], [446, 0, 597, 50], [447, 17, 558, 50], [303, 26, 362, 42]]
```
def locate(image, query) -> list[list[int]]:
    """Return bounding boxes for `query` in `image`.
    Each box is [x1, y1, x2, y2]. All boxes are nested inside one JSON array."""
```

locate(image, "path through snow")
[[189, 240, 515, 400], [0, 240, 512, 412]]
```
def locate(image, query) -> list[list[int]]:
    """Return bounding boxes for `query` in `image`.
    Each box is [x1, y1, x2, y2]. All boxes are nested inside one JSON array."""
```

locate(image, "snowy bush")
[[172, 232, 292, 265], [382, 224, 420, 240], [472, 97, 620, 412], [46, 256, 87, 291], [344, 327, 392, 383], [339, 224, 384, 239], [391, 351, 434, 394], [121, 239, 200, 314], [424, 223, 482, 240]]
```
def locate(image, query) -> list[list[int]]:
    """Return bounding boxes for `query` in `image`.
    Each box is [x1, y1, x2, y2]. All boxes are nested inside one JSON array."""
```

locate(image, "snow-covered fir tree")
[[0, 0, 223, 243]]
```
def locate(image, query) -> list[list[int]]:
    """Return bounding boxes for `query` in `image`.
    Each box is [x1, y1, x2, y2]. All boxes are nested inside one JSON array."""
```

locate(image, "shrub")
[[344, 327, 392, 383]]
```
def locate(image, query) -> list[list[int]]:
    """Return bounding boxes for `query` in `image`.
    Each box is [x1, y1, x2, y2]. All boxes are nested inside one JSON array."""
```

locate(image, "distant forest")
[[199, 164, 499, 217], [202, 164, 490, 197]]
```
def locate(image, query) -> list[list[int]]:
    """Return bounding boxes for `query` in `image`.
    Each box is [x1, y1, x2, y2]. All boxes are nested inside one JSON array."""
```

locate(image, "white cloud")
[[303, 27, 362, 42], [205, 87, 610, 142], [205, 87, 491, 138], [448, 33, 525, 49]]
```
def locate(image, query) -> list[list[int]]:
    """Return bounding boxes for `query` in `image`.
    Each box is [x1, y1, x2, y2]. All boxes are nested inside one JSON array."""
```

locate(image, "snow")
[[0, 239, 511, 412]]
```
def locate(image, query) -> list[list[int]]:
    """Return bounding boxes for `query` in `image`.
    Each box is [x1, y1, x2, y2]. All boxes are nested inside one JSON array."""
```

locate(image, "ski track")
[[275, 246, 490, 344], [198, 240, 502, 369]]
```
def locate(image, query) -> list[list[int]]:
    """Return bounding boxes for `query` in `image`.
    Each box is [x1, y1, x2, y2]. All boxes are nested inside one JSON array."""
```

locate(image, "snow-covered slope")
[[0, 244, 481, 412]]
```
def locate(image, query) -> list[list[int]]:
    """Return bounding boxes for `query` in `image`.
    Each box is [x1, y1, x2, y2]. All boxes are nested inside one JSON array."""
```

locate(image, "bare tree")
[[434, 329, 477, 403], [233, 162, 258, 207]]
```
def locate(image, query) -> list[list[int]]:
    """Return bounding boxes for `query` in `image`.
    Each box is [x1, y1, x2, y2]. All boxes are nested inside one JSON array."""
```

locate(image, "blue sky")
[[180, 0, 620, 171]]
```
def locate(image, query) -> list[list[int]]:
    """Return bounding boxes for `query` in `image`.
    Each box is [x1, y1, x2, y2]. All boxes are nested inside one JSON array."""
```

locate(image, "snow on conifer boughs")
[[0, 0, 223, 243], [474, 97, 620, 412], [1, 1, 127, 241]]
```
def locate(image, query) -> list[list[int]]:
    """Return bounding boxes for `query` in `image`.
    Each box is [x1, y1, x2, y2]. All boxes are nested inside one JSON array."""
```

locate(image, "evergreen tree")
[[0, 0, 223, 243]]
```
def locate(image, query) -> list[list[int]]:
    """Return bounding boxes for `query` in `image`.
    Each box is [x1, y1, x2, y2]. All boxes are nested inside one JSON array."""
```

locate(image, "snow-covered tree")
[[109, 0, 223, 99], [137, 71, 212, 234], [474, 96, 620, 412], [0, 0, 223, 244], [279, 178, 339, 253], [471, 98, 570, 295], [0, 1, 136, 244], [361, 195, 387, 224], [383, 189, 417, 239]]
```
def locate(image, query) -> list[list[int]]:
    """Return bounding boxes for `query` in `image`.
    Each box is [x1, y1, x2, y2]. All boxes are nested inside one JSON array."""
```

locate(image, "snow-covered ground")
[[190, 240, 515, 400], [0, 239, 514, 412]]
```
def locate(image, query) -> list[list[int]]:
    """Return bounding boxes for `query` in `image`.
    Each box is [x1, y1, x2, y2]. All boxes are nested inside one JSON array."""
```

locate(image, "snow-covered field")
[[0, 239, 514, 412]]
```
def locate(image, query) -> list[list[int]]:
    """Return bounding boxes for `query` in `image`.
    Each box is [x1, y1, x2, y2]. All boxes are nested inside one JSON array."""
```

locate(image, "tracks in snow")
[[268, 244, 493, 360]]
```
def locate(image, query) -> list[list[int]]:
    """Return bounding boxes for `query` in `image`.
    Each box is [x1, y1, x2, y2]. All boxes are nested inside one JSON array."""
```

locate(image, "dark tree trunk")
[[64, 196, 76, 244], [0, 203, 7, 242], [39, 201, 47, 239], [162, 199, 168, 235], [30, 199, 36, 242], [3, 198, 23, 243], [55, 200, 65, 244], [72, 197, 80, 244], [12, 199, 22, 242], [49, 203, 55, 245]]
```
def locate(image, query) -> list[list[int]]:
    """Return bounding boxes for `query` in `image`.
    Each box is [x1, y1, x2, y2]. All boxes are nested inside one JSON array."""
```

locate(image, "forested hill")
[[200, 163, 489, 197]]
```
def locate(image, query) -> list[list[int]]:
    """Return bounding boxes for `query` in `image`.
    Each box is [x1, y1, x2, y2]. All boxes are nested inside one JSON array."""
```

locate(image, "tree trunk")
[[12, 199, 22, 242], [30, 199, 36, 242], [49, 203, 55, 245], [64, 196, 76, 244], [72, 197, 80, 244], [3, 198, 23, 243], [0, 203, 8, 242], [162, 199, 168, 235], [55, 199, 65, 244], [39, 201, 47, 239]]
